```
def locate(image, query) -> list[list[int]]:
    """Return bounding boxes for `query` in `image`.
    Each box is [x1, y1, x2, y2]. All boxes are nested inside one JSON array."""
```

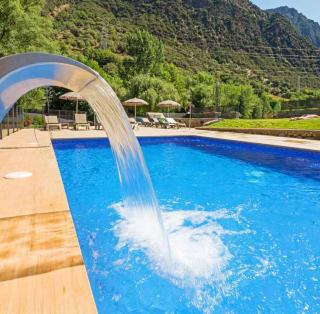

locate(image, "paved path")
[[0, 129, 97, 314]]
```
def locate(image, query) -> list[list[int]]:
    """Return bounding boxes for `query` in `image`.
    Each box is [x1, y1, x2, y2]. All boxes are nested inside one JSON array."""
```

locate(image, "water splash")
[[111, 203, 250, 312], [113, 204, 234, 284], [79, 77, 170, 259]]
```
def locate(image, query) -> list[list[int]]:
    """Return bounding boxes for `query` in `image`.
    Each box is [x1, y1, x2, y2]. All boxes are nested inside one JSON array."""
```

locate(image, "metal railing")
[[46, 109, 86, 123], [0, 105, 24, 140]]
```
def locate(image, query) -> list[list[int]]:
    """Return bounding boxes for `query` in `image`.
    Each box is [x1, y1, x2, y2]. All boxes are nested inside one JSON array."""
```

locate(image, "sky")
[[251, 0, 320, 23]]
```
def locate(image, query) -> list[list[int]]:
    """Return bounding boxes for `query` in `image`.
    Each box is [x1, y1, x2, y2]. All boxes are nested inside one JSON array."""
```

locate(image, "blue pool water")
[[53, 136, 320, 313]]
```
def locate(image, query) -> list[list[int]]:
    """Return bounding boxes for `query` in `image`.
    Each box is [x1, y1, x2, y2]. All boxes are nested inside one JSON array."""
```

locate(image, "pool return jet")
[[0, 53, 171, 261]]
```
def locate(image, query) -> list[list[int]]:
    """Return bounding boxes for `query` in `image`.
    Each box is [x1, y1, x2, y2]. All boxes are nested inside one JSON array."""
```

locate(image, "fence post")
[[22, 108, 24, 129], [15, 106, 18, 131], [12, 105, 15, 133], [6, 110, 9, 136]]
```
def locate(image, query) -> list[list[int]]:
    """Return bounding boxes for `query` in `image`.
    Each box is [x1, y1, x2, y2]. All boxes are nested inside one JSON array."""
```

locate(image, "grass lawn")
[[208, 119, 320, 130]]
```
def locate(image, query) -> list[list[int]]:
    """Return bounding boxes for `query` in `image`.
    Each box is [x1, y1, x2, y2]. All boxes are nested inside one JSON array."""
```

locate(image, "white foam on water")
[[111, 204, 251, 312], [112, 204, 243, 285], [113, 205, 171, 265]]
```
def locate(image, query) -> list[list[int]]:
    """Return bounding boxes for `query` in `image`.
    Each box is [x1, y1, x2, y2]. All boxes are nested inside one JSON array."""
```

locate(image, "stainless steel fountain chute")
[[0, 53, 101, 122]]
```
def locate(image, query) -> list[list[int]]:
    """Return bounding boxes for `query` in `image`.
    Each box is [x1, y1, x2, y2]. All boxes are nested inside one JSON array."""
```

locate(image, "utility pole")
[[214, 80, 221, 114]]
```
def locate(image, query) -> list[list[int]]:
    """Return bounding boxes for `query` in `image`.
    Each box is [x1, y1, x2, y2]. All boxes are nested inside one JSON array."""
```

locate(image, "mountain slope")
[[101, 0, 307, 49], [268, 6, 320, 48], [45, 0, 319, 76]]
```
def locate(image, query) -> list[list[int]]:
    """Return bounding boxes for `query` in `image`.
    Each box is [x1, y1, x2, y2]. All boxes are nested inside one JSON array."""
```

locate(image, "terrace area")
[[1, 127, 320, 312]]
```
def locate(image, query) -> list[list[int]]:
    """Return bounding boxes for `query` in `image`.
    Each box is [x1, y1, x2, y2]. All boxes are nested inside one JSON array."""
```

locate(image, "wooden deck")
[[0, 129, 97, 314]]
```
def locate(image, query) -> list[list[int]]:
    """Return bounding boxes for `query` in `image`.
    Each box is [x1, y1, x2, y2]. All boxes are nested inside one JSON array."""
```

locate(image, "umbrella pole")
[[135, 105, 137, 120], [76, 99, 79, 114], [189, 104, 192, 129]]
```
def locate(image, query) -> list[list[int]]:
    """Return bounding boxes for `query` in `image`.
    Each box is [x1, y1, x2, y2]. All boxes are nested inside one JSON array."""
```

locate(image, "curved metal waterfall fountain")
[[0, 53, 170, 260], [0, 53, 99, 119]]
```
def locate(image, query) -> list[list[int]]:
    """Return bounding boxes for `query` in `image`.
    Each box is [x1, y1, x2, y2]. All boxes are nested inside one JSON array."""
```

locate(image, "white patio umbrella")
[[157, 100, 182, 117], [59, 91, 85, 113], [123, 98, 148, 119]]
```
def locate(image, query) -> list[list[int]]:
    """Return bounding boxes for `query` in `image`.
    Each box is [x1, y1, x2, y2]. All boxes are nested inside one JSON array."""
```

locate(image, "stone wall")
[[197, 127, 320, 140], [277, 108, 320, 118], [177, 118, 217, 128]]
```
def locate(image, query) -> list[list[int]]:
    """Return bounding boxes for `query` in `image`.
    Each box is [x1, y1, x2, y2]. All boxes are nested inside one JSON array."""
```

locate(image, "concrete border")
[[198, 127, 320, 140]]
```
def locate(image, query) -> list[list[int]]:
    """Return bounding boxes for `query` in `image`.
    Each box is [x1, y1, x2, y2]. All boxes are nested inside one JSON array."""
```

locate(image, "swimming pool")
[[53, 136, 320, 313]]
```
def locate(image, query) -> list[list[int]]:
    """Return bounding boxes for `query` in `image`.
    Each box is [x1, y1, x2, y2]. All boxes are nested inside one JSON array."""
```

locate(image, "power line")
[[213, 64, 320, 74], [215, 64, 320, 71], [212, 72, 320, 84], [212, 50, 320, 60], [215, 73, 320, 79], [212, 67, 320, 78], [214, 47, 320, 56], [214, 44, 320, 53]]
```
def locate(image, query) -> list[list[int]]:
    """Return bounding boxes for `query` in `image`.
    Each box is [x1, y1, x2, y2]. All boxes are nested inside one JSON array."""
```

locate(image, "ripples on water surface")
[[53, 136, 320, 313]]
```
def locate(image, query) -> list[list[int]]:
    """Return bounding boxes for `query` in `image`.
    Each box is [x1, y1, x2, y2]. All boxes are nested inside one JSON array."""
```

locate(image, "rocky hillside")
[[45, 0, 319, 76], [100, 0, 308, 49], [268, 6, 320, 48]]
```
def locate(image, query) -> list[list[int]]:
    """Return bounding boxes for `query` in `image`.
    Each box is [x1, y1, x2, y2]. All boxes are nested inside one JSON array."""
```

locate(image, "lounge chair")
[[166, 117, 186, 128], [147, 112, 169, 128], [148, 117, 160, 127], [128, 117, 140, 130], [94, 115, 103, 130], [44, 115, 61, 131], [136, 117, 152, 127], [147, 113, 159, 127], [74, 113, 90, 130], [157, 117, 170, 128]]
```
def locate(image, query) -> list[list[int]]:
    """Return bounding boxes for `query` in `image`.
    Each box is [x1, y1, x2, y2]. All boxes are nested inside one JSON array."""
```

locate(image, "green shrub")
[[32, 115, 44, 127]]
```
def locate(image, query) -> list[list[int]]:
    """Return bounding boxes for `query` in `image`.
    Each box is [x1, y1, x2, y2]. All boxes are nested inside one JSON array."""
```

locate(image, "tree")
[[190, 83, 214, 108], [158, 63, 189, 106], [252, 104, 263, 119], [220, 84, 241, 110], [251, 95, 263, 119], [271, 100, 281, 116], [17, 88, 45, 111], [260, 93, 272, 117], [239, 86, 255, 118], [125, 29, 164, 76], [0, 0, 56, 56], [127, 74, 180, 109], [188, 72, 215, 108]]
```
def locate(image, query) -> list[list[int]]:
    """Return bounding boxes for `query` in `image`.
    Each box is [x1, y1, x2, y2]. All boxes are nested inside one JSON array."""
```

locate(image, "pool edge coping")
[[51, 133, 320, 153]]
